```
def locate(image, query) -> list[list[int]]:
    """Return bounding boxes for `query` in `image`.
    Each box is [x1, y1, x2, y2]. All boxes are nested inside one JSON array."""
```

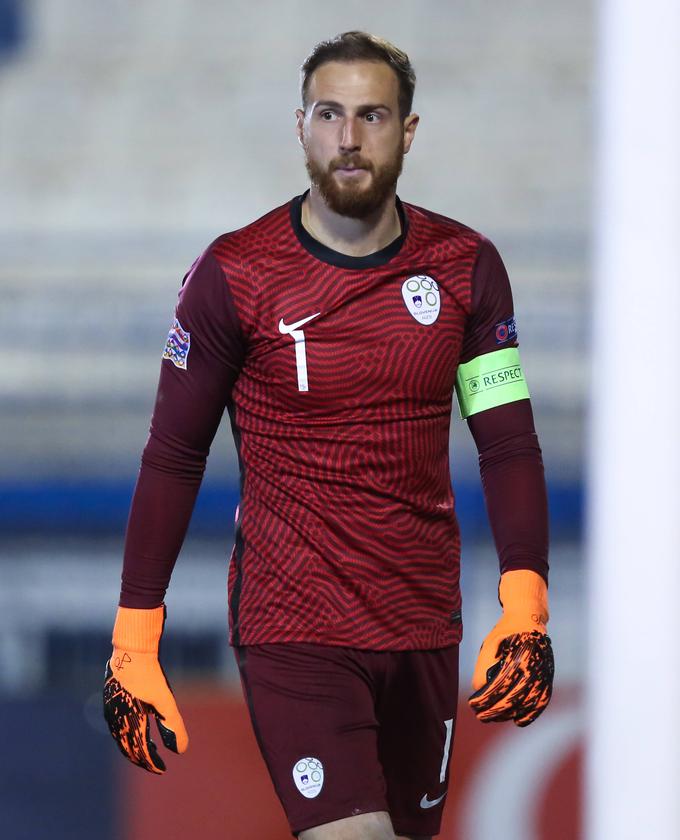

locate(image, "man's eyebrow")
[[313, 100, 392, 115]]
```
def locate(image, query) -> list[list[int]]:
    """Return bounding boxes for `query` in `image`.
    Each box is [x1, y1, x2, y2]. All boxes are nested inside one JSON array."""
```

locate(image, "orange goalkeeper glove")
[[468, 569, 554, 727], [103, 605, 188, 773]]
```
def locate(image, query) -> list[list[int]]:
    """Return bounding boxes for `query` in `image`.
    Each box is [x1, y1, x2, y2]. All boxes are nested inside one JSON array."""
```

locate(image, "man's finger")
[[103, 674, 166, 774], [156, 717, 180, 753], [468, 632, 554, 725], [468, 660, 521, 719], [152, 694, 188, 754]]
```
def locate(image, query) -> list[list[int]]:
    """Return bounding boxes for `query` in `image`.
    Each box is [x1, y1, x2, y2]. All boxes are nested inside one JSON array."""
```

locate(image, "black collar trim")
[[289, 191, 408, 269]]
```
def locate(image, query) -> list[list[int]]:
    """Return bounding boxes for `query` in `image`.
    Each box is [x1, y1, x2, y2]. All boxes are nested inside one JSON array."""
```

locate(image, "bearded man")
[[103, 31, 554, 840]]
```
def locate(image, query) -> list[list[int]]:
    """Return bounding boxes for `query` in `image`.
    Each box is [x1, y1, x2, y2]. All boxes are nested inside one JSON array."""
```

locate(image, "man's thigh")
[[298, 810, 432, 839], [378, 646, 459, 838], [298, 811, 432, 840], [299, 810, 394, 839], [236, 644, 389, 836], [236, 643, 458, 838]]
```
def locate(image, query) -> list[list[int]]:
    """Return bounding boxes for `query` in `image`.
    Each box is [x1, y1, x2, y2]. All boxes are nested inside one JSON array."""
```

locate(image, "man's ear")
[[403, 112, 420, 154], [295, 108, 305, 147]]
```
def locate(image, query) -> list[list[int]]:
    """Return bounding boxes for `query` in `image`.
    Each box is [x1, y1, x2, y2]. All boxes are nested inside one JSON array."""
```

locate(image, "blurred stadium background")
[[0, 2, 590, 838]]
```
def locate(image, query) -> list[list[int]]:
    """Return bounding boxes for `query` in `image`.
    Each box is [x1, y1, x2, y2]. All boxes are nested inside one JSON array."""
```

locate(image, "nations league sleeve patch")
[[494, 315, 517, 344], [162, 317, 191, 370]]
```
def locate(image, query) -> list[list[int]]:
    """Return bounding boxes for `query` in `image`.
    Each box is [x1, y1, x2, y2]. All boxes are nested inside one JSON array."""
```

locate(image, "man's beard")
[[304, 140, 404, 219]]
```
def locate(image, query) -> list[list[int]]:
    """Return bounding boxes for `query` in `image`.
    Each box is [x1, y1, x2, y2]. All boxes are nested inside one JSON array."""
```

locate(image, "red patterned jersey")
[[121, 193, 531, 650]]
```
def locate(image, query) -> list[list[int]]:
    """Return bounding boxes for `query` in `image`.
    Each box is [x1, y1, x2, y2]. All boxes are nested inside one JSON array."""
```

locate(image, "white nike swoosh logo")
[[278, 312, 321, 334], [420, 792, 447, 809]]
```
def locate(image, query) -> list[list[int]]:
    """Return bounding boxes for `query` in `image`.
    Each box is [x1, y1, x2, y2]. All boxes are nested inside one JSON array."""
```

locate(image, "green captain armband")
[[455, 348, 530, 418]]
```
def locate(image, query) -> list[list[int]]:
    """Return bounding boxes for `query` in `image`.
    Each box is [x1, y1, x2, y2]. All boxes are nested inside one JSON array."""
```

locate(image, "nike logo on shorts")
[[278, 312, 321, 334], [420, 792, 447, 809]]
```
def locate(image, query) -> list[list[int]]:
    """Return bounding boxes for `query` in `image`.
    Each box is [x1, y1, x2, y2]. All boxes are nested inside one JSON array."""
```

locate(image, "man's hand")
[[103, 605, 189, 773], [468, 570, 554, 727]]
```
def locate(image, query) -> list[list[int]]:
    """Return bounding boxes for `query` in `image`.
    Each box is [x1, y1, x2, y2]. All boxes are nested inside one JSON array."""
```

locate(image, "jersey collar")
[[290, 190, 409, 269]]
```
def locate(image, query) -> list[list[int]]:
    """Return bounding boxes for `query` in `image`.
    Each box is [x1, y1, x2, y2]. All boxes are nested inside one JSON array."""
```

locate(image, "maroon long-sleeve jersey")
[[121, 193, 548, 649]]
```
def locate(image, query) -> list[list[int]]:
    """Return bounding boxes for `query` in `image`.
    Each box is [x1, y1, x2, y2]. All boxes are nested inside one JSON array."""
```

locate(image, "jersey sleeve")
[[119, 248, 245, 608], [468, 401, 549, 582], [462, 239, 549, 582], [455, 238, 529, 419]]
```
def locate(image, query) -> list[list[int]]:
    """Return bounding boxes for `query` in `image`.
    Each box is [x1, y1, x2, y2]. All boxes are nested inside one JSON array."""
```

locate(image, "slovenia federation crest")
[[162, 317, 191, 370], [292, 757, 324, 799], [401, 275, 440, 325]]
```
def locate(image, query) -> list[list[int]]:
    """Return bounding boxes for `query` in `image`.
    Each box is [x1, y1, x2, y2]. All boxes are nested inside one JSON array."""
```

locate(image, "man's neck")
[[301, 186, 402, 257]]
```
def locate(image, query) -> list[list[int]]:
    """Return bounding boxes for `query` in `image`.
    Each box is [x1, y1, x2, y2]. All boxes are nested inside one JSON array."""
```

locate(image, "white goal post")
[[588, 1, 680, 838]]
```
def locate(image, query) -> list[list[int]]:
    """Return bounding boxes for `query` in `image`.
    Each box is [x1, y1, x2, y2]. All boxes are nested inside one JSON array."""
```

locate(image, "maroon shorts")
[[235, 643, 459, 837]]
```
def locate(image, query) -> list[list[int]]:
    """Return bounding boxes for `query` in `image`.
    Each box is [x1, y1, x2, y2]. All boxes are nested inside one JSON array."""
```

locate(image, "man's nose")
[[339, 117, 361, 152]]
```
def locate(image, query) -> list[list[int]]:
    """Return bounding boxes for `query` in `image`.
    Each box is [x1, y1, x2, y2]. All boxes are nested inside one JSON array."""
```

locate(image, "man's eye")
[[365, 113, 380, 123], [320, 111, 335, 120]]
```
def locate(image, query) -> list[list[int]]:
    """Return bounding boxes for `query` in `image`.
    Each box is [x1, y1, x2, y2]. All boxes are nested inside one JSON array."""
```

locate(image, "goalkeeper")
[[103, 29, 553, 840]]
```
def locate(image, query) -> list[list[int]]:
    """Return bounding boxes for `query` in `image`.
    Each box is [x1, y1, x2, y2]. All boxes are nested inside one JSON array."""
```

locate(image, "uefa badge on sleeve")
[[162, 317, 191, 370], [494, 315, 517, 344]]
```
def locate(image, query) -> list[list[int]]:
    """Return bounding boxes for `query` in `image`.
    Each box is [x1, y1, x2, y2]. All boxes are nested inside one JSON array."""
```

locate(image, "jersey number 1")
[[278, 312, 320, 392], [289, 328, 311, 392]]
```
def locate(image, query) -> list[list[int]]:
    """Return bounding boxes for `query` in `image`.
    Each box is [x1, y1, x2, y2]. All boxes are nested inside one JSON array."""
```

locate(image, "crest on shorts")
[[292, 757, 324, 798], [402, 275, 440, 325], [162, 317, 190, 370]]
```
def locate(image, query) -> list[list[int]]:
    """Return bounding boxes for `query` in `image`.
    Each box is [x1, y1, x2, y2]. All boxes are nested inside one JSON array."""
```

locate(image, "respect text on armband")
[[465, 364, 524, 394]]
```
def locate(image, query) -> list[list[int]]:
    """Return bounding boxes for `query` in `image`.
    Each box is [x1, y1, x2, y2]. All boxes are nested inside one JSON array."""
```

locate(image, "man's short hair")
[[300, 31, 416, 120]]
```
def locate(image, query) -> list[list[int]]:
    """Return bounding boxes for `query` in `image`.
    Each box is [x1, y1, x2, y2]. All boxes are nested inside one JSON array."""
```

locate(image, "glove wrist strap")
[[499, 570, 549, 624], [112, 605, 165, 652]]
